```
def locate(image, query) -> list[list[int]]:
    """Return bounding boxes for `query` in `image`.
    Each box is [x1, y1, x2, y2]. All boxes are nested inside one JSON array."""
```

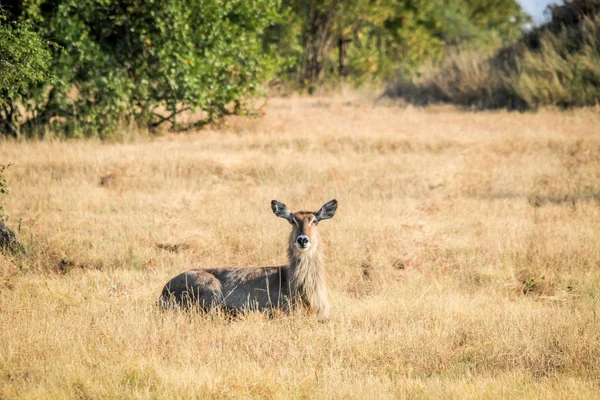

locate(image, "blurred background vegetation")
[[0, 0, 598, 138]]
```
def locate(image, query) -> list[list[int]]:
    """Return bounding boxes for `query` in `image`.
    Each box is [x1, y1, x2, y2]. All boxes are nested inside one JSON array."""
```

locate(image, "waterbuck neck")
[[287, 232, 329, 317]]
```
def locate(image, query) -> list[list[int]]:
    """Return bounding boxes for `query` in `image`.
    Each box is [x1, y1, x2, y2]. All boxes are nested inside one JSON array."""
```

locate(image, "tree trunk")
[[300, 4, 336, 93], [303, 37, 324, 93], [1, 103, 18, 138], [338, 37, 351, 84]]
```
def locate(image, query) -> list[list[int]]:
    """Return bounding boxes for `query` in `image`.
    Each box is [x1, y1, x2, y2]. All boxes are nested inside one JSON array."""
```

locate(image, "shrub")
[[511, 14, 600, 108], [10, 0, 280, 137], [387, 0, 600, 110], [266, 0, 528, 90], [0, 15, 53, 137]]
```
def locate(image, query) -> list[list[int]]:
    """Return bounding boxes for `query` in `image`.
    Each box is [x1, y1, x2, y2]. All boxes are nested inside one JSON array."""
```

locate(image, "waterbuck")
[[158, 199, 337, 319]]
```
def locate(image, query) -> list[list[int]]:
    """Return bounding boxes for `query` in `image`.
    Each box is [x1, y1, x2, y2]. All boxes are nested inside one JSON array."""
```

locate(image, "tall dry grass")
[[1, 95, 600, 398], [388, 0, 600, 110]]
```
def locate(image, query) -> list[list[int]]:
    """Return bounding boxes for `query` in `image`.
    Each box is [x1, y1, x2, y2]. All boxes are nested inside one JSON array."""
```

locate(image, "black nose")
[[297, 236, 309, 247]]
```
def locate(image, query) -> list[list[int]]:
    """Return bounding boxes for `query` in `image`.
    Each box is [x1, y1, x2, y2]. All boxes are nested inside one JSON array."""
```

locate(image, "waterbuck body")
[[158, 199, 337, 319]]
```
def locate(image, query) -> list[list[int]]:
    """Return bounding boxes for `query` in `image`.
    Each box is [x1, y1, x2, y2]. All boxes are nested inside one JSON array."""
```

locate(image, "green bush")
[[387, 0, 600, 110], [266, 0, 528, 90], [0, 15, 52, 137], [10, 0, 280, 137], [512, 15, 600, 108]]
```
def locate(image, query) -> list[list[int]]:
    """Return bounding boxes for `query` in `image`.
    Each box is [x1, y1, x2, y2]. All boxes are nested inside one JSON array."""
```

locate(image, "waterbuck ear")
[[271, 200, 292, 222], [316, 199, 337, 221]]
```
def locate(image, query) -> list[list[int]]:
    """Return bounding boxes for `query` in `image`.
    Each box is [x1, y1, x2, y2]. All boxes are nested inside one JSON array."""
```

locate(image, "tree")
[[266, 0, 394, 91], [0, 11, 52, 137], [267, 0, 530, 88], [3, 0, 280, 137]]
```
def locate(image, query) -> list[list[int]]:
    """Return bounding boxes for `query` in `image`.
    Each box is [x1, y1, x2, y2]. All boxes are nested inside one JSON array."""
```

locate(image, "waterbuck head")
[[271, 199, 337, 253]]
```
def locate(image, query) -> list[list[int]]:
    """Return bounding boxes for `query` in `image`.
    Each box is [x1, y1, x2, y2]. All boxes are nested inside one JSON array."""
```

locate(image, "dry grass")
[[388, 1, 600, 110], [1, 95, 600, 399]]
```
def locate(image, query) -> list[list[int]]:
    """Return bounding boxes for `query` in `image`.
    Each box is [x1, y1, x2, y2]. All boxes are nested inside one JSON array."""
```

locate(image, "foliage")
[[3, 0, 280, 137], [267, 0, 529, 89], [0, 12, 52, 137], [2, 0, 595, 137], [387, 0, 600, 109], [512, 14, 600, 108]]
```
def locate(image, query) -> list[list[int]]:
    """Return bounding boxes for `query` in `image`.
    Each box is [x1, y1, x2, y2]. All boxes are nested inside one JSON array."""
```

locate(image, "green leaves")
[[267, 0, 529, 87], [5, 0, 280, 137], [0, 17, 52, 136], [0, 0, 536, 136]]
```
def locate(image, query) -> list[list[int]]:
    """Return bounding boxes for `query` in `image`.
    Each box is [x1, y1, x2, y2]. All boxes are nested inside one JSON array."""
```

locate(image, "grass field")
[[1, 95, 600, 399]]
